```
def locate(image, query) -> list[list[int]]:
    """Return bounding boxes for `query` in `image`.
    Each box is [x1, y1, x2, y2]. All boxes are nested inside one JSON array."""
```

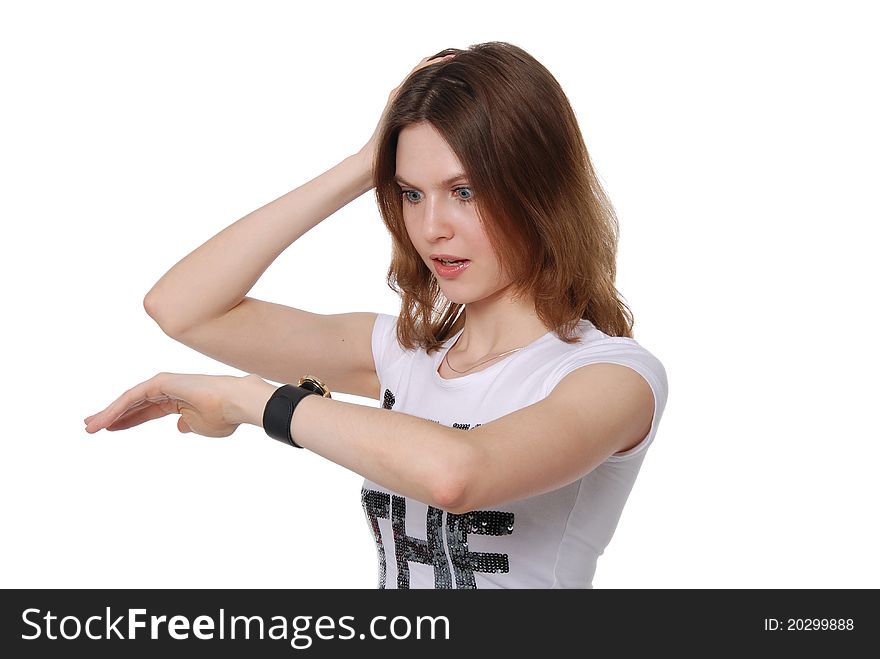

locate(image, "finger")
[[105, 395, 184, 432], [410, 53, 454, 76], [424, 53, 454, 63], [103, 403, 174, 432], [86, 374, 170, 431], [177, 416, 192, 434], [419, 56, 450, 70], [86, 399, 154, 433], [88, 389, 148, 429]]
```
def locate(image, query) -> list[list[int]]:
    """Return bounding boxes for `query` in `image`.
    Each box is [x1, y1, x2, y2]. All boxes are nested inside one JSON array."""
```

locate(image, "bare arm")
[[143, 53, 455, 336], [140, 55, 456, 398], [144, 151, 373, 335], [230, 362, 655, 513]]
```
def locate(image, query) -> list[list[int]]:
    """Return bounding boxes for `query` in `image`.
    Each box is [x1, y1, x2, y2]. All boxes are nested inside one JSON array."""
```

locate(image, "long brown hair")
[[373, 41, 634, 354]]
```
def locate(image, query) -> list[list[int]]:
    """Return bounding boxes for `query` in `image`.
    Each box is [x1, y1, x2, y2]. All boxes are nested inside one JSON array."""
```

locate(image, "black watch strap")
[[262, 384, 316, 448]]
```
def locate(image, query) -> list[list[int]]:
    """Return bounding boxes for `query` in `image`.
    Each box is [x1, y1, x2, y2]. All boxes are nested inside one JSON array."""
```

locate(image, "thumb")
[[177, 416, 192, 434]]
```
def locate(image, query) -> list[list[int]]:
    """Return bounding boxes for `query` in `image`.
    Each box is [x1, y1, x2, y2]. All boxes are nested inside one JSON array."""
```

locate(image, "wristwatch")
[[262, 375, 331, 448], [296, 375, 332, 398]]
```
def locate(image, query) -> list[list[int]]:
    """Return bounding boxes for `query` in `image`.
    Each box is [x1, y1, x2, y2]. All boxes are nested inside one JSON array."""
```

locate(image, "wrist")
[[349, 150, 375, 193], [225, 374, 277, 427]]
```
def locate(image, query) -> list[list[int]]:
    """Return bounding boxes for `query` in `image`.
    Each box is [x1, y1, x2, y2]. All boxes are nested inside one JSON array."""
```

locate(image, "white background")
[[1, 0, 877, 589]]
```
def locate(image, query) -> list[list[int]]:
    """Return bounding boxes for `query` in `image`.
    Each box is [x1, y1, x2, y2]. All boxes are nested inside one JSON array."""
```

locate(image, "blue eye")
[[402, 190, 422, 204], [400, 187, 475, 205], [455, 187, 474, 202]]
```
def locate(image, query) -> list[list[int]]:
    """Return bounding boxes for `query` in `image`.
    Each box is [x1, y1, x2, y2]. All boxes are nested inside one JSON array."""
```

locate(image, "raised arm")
[[142, 55, 454, 398], [143, 53, 454, 334], [143, 152, 373, 336]]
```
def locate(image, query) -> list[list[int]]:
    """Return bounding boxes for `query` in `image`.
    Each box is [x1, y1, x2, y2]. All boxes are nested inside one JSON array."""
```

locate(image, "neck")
[[451, 286, 550, 358]]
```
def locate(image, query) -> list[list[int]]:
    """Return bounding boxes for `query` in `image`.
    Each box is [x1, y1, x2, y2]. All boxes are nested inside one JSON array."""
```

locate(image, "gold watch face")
[[298, 375, 331, 398]]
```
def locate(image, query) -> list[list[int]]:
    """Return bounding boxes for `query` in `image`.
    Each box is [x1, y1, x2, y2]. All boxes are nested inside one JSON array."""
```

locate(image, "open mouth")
[[432, 258, 471, 277]]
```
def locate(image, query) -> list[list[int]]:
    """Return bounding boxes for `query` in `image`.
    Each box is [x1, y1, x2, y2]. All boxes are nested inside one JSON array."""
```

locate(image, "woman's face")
[[396, 121, 513, 305]]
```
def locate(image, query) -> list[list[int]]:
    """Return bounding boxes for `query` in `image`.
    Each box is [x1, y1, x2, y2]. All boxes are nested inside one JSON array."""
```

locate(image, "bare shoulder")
[[549, 363, 655, 453], [447, 362, 658, 511]]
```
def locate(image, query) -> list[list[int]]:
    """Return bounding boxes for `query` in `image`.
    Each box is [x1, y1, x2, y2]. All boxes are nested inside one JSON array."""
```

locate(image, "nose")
[[420, 194, 454, 242]]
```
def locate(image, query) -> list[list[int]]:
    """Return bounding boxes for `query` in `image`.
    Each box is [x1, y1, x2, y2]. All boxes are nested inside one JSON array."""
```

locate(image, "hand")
[[357, 52, 456, 168], [83, 372, 255, 438]]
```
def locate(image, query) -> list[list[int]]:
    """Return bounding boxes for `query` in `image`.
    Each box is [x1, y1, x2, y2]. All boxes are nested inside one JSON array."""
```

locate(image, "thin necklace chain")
[[443, 336, 527, 374]]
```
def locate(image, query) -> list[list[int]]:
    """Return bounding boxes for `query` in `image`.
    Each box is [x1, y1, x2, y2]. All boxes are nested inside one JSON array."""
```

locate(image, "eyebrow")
[[393, 173, 469, 188]]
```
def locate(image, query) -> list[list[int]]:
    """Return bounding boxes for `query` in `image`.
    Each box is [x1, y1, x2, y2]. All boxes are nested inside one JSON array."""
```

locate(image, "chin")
[[437, 289, 468, 305], [434, 281, 470, 303], [447, 278, 516, 307], [438, 284, 489, 306]]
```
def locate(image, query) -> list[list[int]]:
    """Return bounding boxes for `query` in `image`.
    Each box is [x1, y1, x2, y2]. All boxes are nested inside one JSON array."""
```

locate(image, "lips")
[[430, 253, 469, 262], [432, 258, 471, 279]]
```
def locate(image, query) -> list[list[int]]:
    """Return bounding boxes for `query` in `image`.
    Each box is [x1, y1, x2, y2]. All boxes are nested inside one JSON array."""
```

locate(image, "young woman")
[[84, 42, 668, 589]]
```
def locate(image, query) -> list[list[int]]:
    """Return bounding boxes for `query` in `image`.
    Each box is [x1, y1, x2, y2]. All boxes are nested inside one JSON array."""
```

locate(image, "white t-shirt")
[[362, 313, 668, 588]]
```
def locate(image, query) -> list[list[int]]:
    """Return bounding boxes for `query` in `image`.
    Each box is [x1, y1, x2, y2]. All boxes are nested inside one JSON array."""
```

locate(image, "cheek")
[[467, 227, 495, 260], [471, 236, 508, 280], [402, 216, 419, 245]]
